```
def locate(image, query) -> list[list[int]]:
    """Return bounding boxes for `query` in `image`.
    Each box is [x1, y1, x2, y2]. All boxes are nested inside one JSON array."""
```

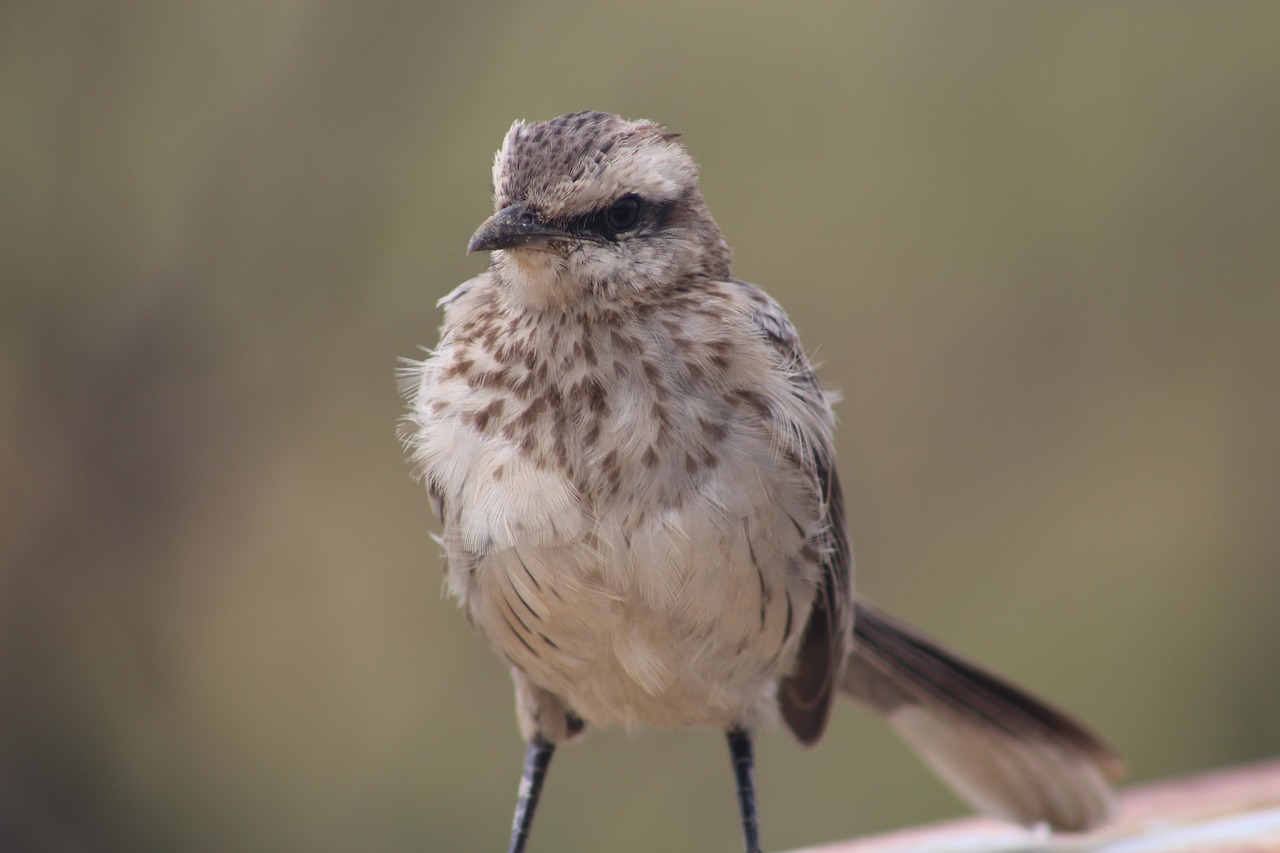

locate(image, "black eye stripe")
[[562, 196, 677, 241]]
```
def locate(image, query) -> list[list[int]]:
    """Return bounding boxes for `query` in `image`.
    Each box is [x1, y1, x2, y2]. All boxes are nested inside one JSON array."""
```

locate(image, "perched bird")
[[401, 111, 1124, 853]]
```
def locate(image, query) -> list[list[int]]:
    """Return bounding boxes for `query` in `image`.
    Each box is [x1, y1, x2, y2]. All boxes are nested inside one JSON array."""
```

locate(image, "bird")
[[400, 111, 1124, 853]]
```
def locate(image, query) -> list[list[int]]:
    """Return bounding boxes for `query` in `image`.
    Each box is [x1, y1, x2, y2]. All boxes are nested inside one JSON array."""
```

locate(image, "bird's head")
[[468, 112, 731, 308]]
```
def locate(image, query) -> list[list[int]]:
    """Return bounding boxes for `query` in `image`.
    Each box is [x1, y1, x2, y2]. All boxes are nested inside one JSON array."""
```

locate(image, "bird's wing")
[[738, 280, 853, 746], [778, 459, 852, 745]]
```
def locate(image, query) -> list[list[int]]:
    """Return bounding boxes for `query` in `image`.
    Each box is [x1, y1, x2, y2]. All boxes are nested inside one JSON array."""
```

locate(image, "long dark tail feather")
[[842, 602, 1125, 833]]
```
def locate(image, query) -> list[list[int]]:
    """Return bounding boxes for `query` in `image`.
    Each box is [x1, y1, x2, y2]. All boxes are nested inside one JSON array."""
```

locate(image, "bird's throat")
[[497, 249, 577, 310]]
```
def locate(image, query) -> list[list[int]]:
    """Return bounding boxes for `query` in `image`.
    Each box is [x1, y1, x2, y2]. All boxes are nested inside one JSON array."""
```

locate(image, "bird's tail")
[[841, 602, 1126, 832]]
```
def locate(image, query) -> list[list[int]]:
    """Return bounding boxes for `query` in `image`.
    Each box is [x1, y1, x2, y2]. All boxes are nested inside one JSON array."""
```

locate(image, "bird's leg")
[[727, 728, 763, 853], [507, 735, 555, 853]]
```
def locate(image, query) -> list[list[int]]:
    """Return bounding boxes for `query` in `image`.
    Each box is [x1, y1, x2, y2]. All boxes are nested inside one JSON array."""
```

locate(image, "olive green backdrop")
[[3, 3, 1278, 851]]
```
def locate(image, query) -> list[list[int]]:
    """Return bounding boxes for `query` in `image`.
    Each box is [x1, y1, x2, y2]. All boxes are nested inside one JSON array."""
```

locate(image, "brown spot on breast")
[[610, 330, 639, 354], [444, 356, 475, 380], [580, 337, 598, 367], [513, 373, 537, 399], [552, 405, 571, 436], [649, 401, 673, 445], [643, 446, 659, 468], [587, 379, 609, 415], [517, 396, 546, 429], [731, 388, 770, 418], [601, 448, 622, 493], [472, 367, 514, 391], [707, 339, 733, 357], [472, 398, 505, 432], [699, 416, 728, 442], [700, 446, 720, 470]]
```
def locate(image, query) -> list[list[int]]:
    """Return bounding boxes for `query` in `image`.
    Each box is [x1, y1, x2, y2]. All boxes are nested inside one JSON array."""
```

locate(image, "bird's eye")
[[605, 195, 642, 232]]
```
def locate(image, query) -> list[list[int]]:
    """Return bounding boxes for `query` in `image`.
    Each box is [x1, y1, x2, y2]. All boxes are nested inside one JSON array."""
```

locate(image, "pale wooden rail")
[[787, 758, 1280, 853]]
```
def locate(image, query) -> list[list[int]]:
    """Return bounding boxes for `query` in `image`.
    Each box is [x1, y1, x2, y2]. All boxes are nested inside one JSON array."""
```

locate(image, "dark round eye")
[[605, 195, 642, 232]]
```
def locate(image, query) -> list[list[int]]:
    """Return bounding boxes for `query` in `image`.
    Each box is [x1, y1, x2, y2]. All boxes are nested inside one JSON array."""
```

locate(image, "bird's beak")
[[467, 203, 574, 254]]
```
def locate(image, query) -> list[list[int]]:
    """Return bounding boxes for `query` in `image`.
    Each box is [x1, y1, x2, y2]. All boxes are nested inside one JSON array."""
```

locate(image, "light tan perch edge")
[[787, 758, 1280, 853]]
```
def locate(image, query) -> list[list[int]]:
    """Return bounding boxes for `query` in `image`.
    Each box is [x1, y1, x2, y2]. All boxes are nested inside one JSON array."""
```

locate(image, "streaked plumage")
[[401, 111, 1122, 851]]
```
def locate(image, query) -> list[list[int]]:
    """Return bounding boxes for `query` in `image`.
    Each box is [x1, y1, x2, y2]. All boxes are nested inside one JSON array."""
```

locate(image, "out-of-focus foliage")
[[2, 3, 1277, 851]]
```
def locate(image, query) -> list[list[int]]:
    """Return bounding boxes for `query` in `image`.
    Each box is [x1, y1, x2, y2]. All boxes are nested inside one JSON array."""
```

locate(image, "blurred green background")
[[3, 3, 1278, 851]]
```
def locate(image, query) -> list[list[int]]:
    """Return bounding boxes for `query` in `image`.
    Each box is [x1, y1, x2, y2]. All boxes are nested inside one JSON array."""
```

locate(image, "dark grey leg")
[[727, 728, 763, 853], [508, 736, 555, 853]]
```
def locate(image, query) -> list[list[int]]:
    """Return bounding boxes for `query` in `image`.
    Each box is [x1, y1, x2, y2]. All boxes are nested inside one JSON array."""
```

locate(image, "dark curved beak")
[[467, 203, 574, 254]]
